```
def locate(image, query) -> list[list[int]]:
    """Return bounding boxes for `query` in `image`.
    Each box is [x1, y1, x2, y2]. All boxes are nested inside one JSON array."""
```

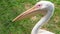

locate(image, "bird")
[[12, 1, 55, 34]]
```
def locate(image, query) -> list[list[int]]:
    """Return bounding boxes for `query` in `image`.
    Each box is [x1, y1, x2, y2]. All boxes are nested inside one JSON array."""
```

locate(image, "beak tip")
[[12, 19, 16, 22], [12, 20, 14, 22]]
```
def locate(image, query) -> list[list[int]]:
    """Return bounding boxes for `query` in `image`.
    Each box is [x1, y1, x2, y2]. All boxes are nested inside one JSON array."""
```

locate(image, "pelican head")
[[35, 1, 54, 10], [12, 1, 54, 22]]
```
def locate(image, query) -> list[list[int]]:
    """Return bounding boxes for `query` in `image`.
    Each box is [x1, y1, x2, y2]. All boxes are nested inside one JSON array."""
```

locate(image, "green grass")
[[0, 0, 60, 34]]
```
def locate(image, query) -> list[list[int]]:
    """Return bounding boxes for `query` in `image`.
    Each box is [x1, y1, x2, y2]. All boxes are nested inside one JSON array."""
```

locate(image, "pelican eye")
[[37, 4, 42, 8], [38, 5, 41, 6]]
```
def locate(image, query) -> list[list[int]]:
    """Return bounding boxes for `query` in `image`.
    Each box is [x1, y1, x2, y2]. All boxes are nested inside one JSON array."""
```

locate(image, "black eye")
[[36, 4, 42, 8], [38, 5, 41, 6], [37, 4, 42, 7]]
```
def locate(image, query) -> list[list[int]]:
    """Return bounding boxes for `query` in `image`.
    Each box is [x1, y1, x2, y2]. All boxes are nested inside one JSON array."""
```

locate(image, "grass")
[[0, 0, 60, 34]]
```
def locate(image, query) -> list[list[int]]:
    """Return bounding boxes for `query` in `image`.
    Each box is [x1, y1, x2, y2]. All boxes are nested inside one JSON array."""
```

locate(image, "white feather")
[[31, 1, 55, 34]]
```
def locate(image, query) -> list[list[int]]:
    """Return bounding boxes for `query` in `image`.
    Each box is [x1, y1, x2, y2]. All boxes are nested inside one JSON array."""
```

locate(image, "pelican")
[[12, 1, 55, 34]]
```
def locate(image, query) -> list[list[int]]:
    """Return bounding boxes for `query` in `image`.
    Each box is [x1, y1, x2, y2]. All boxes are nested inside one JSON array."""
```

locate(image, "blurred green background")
[[0, 0, 60, 34]]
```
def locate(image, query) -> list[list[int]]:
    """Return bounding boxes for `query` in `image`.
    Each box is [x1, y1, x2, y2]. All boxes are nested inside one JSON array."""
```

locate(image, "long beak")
[[12, 6, 46, 22]]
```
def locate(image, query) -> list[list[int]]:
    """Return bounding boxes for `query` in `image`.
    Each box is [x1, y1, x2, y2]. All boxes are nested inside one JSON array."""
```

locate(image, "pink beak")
[[12, 6, 47, 22]]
